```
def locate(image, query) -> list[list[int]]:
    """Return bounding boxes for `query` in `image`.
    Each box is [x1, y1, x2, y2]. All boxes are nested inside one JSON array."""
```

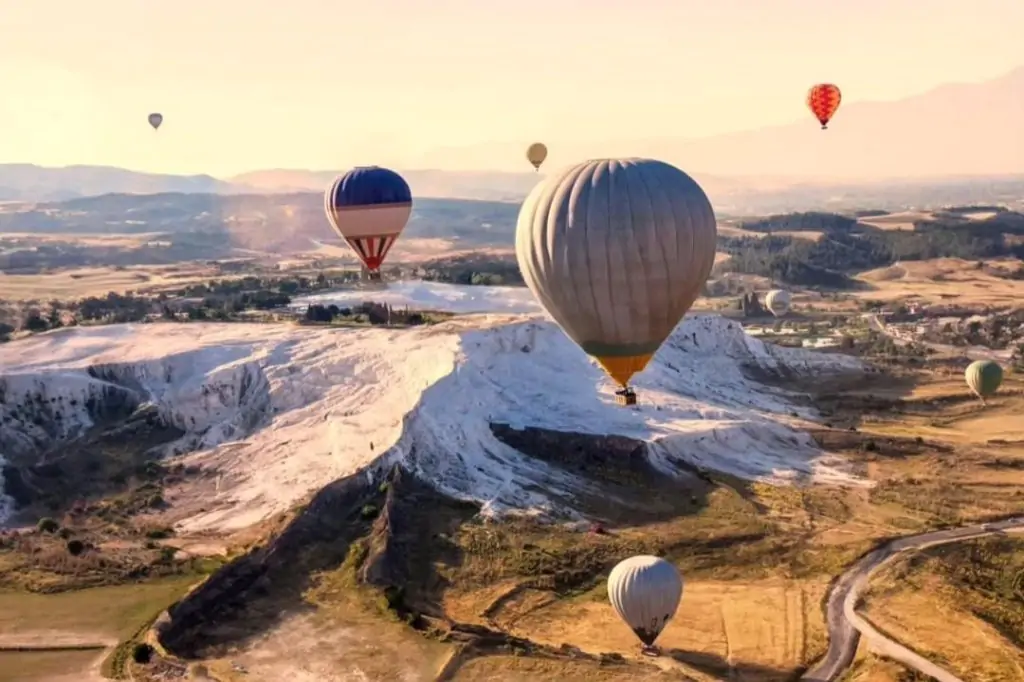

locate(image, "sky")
[[1, 0, 1023, 177]]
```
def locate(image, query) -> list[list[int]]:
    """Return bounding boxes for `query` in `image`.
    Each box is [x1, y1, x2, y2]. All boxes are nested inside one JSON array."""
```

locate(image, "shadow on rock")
[[155, 464, 479, 658], [156, 468, 387, 658], [490, 424, 736, 525]]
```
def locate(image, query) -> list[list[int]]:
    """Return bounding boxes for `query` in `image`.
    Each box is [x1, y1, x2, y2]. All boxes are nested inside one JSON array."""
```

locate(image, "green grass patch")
[[0, 576, 198, 680], [0, 576, 195, 640], [0, 649, 103, 681]]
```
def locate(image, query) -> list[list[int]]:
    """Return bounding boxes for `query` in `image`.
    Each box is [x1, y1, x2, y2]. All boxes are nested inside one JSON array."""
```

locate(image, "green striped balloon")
[[965, 359, 1003, 399]]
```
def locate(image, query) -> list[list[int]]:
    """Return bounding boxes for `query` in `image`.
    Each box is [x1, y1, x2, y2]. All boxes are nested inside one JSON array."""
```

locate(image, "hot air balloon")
[[526, 143, 548, 172], [765, 289, 791, 317], [148, 113, 163, 131], [965, 359, 1003, 402], [607, 556, 683, 655], [324, 167, 412, 280], [806, 84, 841, 130], [515, 158, 717, 406]]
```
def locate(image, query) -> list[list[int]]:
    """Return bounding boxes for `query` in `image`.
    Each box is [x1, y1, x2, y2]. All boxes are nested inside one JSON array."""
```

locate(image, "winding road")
[[801, 517, 1024, 681]]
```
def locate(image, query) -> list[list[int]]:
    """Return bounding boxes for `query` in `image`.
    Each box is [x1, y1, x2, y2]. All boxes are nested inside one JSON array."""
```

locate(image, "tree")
[[132, 643, 154, 664], [22, 311, 48, 332]]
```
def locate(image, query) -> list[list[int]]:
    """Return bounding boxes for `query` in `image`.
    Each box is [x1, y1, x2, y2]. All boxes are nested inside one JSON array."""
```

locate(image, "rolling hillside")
[[0, 192, 520, 256]]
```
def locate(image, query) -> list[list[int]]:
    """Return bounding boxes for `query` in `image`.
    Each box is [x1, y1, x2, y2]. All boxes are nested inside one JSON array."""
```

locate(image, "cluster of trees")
[[1, 274, 345, 339], [303, 302, 431, 326], [718, 210, 1024, 288], [738, 211, 861, 234], [737, 292, 767, 317], [417, 254, 525, 286]]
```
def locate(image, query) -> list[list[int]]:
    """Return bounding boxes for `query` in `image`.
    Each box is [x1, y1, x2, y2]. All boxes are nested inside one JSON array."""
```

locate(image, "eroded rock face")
[[0, 374, 142, 459], [490, 424, 650, 477], [0, 356, 274, 518]]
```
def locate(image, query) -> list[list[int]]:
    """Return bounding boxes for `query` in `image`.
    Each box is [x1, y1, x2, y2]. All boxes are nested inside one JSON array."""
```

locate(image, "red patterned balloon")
[[807, 84, 842, 130]]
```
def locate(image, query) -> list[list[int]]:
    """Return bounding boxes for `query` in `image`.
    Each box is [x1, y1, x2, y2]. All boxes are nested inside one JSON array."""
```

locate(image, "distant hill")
[[0, 164, 234, 202], [658, 66, 1024, 179], [230, 169, 543, 203], [0, 192, 520, 256]]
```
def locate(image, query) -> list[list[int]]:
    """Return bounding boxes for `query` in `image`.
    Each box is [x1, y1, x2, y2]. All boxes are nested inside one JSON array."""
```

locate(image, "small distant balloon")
[[965, 359, 1003, 401], [148, 113, 163, 131], [526, 143, 548, 171], [607, 555, 684, 652], [806, 84, 841, 130], [765, 289, 792, 317]]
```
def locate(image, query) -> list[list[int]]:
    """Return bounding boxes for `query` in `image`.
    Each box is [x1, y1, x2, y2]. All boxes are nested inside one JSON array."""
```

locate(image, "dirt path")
[[801, 517, 1024, 681]]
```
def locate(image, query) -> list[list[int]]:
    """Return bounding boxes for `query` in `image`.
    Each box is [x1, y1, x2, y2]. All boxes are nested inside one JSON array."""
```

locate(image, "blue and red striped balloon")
[[324, 166, 412, 273]]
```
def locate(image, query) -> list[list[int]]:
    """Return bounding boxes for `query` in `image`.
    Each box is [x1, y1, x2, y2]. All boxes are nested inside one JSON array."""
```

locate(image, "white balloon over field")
[[607, 555, 684, 648]]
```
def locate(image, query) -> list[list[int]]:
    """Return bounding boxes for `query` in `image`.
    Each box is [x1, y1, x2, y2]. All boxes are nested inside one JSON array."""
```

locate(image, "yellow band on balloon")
[[594, 353, 654, 387]]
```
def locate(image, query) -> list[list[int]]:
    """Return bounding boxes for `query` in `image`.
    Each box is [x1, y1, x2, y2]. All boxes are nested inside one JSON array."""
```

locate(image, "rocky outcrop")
[[0, 374, 142, 458]]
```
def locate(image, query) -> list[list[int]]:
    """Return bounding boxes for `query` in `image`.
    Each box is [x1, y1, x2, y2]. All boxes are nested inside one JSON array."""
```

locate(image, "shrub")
[[37, 517, 59, 533], [66, 539, 85, 556], [132, 643, 154, 664]]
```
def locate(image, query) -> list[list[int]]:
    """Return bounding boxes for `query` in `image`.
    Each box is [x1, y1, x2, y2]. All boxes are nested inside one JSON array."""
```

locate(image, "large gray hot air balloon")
[[515, 158, 717, 405], [607, 555, 683, 654], [764, 289, 791, 317], [148, 113, 163, 131]]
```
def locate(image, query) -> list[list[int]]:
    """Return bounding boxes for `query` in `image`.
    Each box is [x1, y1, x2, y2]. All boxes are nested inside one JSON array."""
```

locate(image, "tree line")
[[718, 210, 1024, 288]]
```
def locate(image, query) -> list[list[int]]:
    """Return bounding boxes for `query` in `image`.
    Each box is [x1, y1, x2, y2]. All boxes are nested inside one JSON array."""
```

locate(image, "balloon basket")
[[615, 388, 637, 406], [639, 645, 661, 658]]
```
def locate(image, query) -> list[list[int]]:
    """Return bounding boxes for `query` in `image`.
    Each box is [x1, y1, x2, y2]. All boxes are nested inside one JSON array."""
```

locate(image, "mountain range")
[[0, 66, 1020, 205]]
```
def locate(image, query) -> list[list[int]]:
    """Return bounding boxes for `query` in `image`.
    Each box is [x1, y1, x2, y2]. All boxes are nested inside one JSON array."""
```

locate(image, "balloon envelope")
[[526, 142, 548, 170], [765, 289, 791, 317], [806, 84, 841, 129], [515, 158, 717, 387], [607, 555, 683, 646], [148, 113, 163, 130], [965, 359, 1003, 398], [324, 166, 412, 272]]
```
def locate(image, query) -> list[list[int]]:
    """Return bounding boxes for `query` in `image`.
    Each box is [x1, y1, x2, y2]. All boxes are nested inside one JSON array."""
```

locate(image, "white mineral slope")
[[0, 313, 864, 532], [292, 280, 543, 314]]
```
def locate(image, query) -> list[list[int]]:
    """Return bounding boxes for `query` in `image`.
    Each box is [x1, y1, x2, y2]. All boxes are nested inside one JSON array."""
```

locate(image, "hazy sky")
[[2, 0, 1022, 176]]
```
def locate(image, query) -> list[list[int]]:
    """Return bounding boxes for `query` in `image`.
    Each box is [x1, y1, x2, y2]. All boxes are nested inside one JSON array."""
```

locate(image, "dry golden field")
[[855, 257, 1024, 306]]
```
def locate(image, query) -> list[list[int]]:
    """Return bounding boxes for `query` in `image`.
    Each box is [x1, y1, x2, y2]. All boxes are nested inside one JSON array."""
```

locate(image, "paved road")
[[801, 517, 1024, 681]]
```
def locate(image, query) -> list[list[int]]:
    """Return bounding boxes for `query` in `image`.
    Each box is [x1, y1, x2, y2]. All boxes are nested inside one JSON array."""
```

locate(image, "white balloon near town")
[[765, 289, 792, 317], [607, 555, 684, 651]]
